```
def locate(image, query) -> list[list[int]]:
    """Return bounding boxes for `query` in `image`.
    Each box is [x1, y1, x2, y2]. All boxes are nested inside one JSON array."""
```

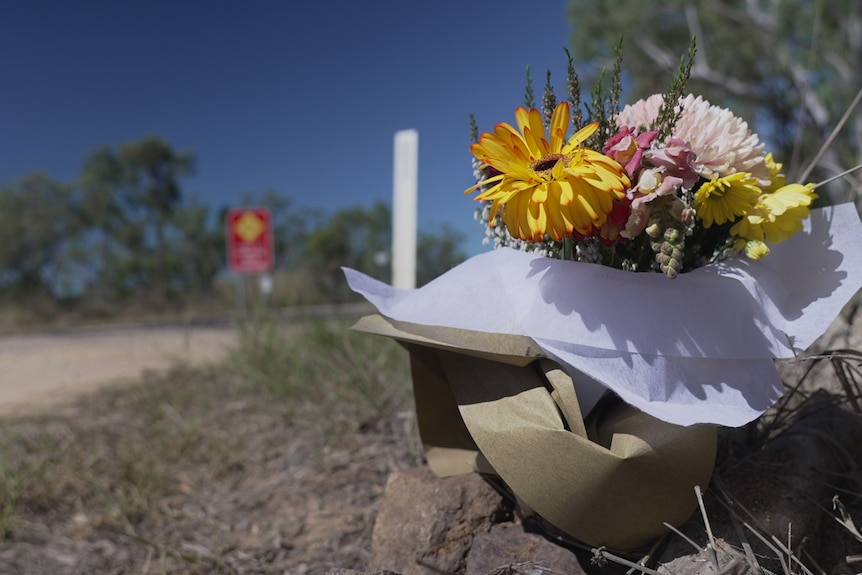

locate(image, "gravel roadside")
[[0, 324, 238, 415]]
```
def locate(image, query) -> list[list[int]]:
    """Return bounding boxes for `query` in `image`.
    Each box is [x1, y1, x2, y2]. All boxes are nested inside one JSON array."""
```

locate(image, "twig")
[[769, 532, 816, 575], [743, 522, 791, 575], [591, 547, 666, 575], [695, 486, 722, 574], [799, 85, 862, 182], [662, 521, 700, 551], [801, 547, 829, 575], [716, 556, 747, 575], [810, 163, 862, 190], [832, 495, 862, 542], [711, 486, 762, 574], [625, 537, 664, 575]]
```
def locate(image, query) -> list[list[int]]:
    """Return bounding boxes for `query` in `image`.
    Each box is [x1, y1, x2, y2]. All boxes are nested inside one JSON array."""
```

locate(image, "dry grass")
[[0, 317, 418, 574], [0, 312, 860, 574]]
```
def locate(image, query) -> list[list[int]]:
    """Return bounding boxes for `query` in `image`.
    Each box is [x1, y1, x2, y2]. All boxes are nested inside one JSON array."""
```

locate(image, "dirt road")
[[0, 323, 239, 416]]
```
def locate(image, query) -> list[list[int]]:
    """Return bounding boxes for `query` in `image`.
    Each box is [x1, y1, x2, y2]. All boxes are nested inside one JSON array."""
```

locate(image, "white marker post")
[[392, 129, 418, 289]]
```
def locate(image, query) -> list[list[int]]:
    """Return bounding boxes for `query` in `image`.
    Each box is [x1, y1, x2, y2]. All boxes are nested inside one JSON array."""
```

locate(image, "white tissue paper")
[[344, 204, 862, 427]]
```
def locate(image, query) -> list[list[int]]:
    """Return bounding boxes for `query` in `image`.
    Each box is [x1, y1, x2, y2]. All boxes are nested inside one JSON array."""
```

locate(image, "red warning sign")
[[225, 207, 274, 274]]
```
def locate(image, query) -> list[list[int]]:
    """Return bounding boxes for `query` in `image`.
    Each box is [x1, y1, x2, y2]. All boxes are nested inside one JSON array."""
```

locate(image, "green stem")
[[563, 237, 574, 260]]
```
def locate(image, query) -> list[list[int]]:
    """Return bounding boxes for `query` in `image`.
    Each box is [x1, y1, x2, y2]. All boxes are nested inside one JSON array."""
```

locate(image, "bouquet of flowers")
[[344, 41, 862, 550], [467, 46, 817, 278]]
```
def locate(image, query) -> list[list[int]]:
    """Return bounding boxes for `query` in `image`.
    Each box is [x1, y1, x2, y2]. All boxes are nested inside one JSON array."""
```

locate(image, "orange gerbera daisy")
[[466, 102, 630, 241]]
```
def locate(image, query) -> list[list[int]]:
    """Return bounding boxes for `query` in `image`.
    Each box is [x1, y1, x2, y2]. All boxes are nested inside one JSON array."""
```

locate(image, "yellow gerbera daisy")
[[693, 172, 761, 228], [465, 103, 630, 241], [730, 183, 817, 256]]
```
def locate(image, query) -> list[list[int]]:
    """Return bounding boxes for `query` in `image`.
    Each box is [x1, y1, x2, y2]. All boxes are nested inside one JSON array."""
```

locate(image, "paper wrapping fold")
[[345, 204, 862, 427], [353, 314, 717, 550]]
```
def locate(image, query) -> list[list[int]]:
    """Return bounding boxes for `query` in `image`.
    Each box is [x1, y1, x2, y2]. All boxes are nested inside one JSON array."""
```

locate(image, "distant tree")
[[79, 137, 195, 299], [416, 224, 467, 287], [237, 189, 325, 268], [0, 173, 83, 296], [169, 198, 223, 294], [566, 0, 861, 202], [304, 201, 392, 301]]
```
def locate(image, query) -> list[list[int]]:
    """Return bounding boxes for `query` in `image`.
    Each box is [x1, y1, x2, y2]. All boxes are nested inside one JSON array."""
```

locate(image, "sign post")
[[225, 206, 275, 314], [226, 206, 275, 274]]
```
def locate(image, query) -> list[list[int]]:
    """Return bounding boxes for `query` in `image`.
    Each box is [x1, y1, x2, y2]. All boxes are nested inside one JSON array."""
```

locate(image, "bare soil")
[[0, 324, 238, 415]]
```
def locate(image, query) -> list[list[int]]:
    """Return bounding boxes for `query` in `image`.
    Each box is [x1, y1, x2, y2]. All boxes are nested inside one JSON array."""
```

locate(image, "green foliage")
[[566, 0, 862, 199], [169, 198, 224, 294], [1, 136, 468, 318], [541, 70, 557, 128], [653, 36, 697, 141], [80, 137, 197, 300], [228, 317, 412, 428], [303, 201, 392, 301], [0, 173, 83, 296], [564, 48, 584, 128], [417, 224, 467, 286], [524, 66, 535, 108], [238, 188, 326, 268]]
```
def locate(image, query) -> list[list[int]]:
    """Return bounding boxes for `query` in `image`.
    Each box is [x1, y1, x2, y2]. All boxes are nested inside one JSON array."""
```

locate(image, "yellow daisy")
[[465, 103, 630, 241], [761, 152, 787, 193], [730, 183, 817, 256], [738, 239, 772, 260], [693, 172, 761, 228]]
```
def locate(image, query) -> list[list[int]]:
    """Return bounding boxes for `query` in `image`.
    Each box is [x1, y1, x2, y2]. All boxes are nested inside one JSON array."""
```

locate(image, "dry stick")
[[140, 547, 153, 575], [799, 85, 862, 183], [716, 556, 747, 575], [769, 532, 816, 575], [801, 547, 830, 575], [662, 521, 701, 551], [591, 548, 666, 575], [625, 537, 664, 575], [719, 498, 761, 572], [810, 163, 862, 190], [694, 486, 722, 574], [743, 522, 791, 575], [661, 521, 751, 575]]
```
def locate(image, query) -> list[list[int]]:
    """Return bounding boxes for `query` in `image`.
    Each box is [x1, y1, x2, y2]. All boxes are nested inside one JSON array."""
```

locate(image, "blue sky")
[[1, 1, 575, 256]]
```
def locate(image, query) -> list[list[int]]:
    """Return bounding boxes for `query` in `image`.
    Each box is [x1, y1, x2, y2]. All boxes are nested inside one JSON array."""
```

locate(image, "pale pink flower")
[[617, 94, 770, 186], [620, 169, 684, 239], [672, 94, 769, 185], [631, 169, 684, 208], [602, 127, 658, 179], [644, 138, 699, 188], [616, 94, 664, 131]]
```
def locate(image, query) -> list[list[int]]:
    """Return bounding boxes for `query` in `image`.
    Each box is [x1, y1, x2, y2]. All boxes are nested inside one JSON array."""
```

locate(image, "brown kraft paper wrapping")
[[352, 314, 718, 551]]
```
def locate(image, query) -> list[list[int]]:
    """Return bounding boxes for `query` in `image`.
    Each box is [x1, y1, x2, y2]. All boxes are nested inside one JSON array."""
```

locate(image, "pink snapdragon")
[[621, 169, 685, 239], [644, 139, 700, 188], [603, 127, 658, 179]]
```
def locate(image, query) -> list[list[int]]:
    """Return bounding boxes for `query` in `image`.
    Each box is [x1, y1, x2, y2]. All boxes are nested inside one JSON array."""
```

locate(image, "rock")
[[368, 466, 512, 575], [659, 538, 748, 575], [325, 570, 403, 575], [466, 523, 586, 575]]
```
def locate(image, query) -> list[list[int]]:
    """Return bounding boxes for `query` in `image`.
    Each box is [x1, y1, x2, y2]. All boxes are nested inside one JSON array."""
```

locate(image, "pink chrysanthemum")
[[617, 94, 771, 186], [615, 94, 663, 131]]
